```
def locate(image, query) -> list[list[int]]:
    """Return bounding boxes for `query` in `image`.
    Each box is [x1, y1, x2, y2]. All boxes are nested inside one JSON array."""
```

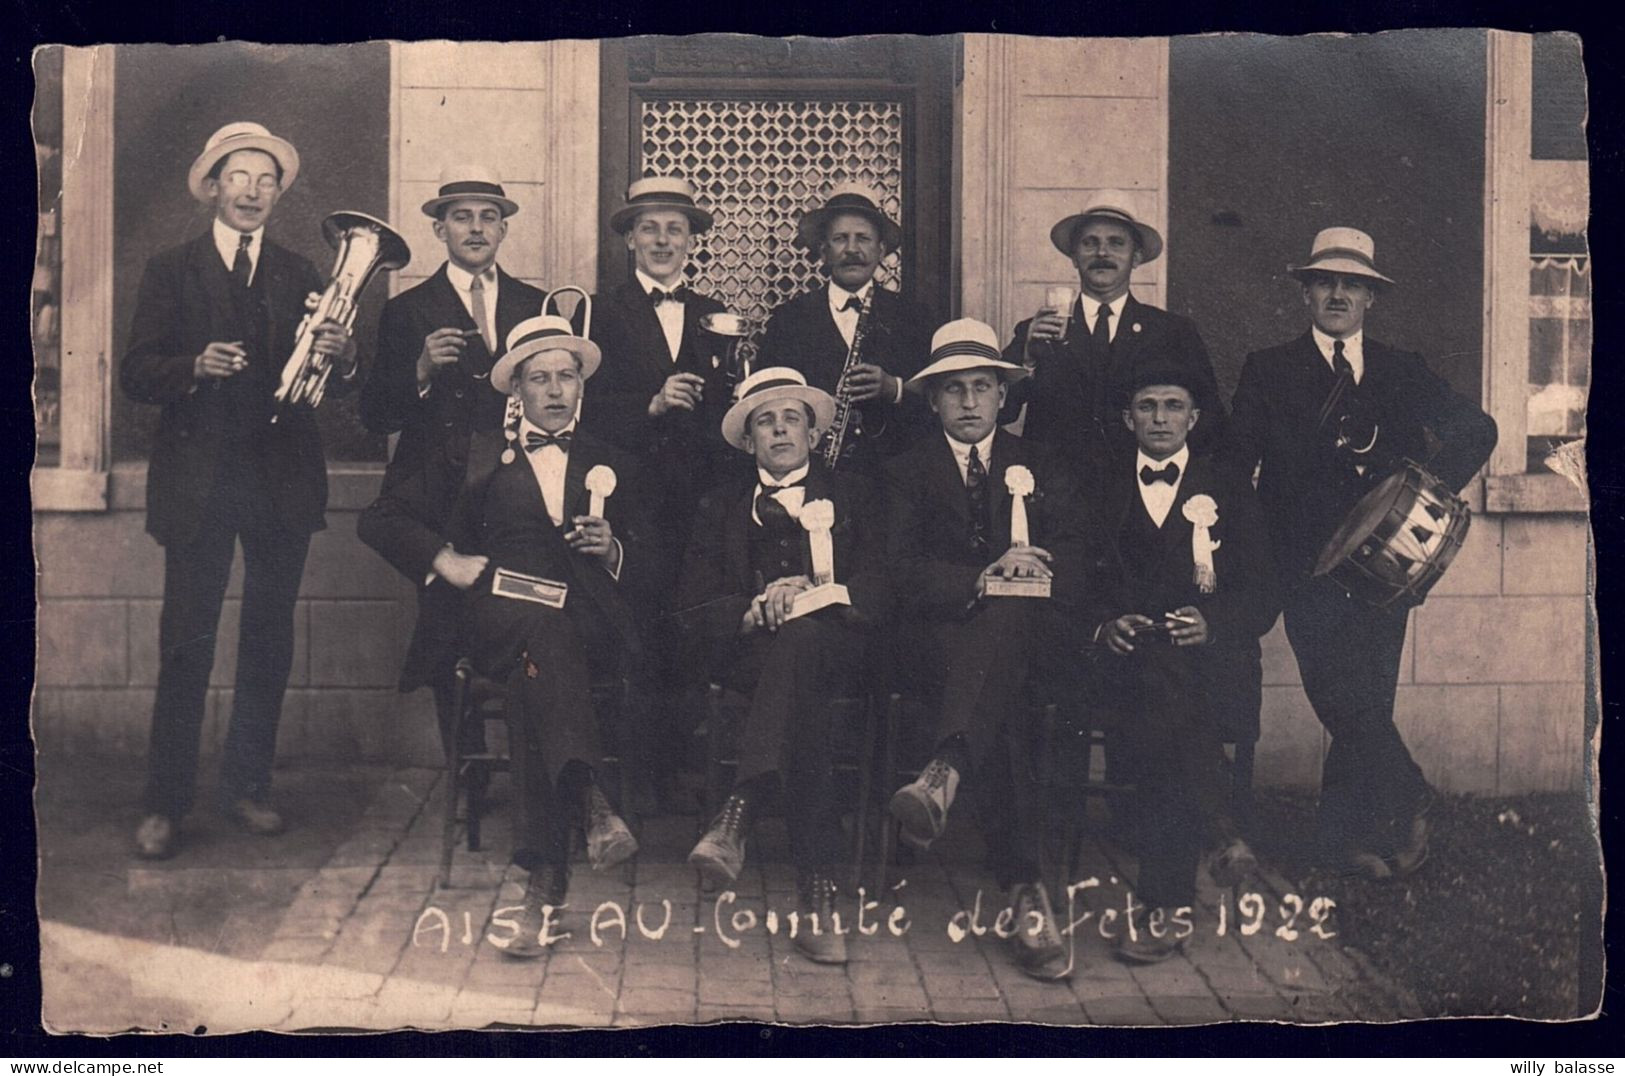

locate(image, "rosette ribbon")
[[798, 498, 837, 585], [1182, 494, 1221, 594], [1004, 465, 1036, 546]]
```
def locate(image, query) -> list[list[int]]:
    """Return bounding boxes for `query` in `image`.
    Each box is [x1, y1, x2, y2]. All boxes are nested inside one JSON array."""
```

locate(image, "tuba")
[[273, 211, 411, 419]]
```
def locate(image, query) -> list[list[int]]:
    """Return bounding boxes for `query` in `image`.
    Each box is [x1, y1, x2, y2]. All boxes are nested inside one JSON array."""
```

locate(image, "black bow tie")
[[840, 295, 864, 313], [525, 430, 572, 452], [650, 285, 688, 306], [1139, 461, 1180, 486]]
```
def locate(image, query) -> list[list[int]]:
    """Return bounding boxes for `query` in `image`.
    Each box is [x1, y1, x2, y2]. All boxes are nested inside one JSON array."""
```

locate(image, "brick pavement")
[[39, 764, 1421, 1032]]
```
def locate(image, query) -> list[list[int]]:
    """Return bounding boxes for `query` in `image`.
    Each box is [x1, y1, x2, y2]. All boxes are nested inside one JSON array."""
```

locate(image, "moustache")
[[1088, 260, 1117, 271]]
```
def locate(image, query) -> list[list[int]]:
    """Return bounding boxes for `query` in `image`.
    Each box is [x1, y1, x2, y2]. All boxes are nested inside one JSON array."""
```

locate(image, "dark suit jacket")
[[375, 427, 666, 689], [355, 265, 546, 587], [884, 429, 1103, 624], [580, 279, 731, 532], [676, 460, 889, 668], [1219, 331, 1498, 580], [121, 232, 330, 545], [1002, 294, 1223, 490], [755, 282, 937, 468]]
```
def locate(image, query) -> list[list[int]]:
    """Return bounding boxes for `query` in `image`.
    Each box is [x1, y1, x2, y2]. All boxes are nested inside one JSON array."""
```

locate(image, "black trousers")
[[913, 599, 1058, 890], [144, 461, 311, 817], [1112, 643, 1236, 910], [718, 613, 869, 872], [1284, 577, 1429, 857], [470, 596, 622, 872]]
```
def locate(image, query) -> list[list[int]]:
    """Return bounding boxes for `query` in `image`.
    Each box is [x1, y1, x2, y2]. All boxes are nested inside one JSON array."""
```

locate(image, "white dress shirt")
[[637, 268, 687, 362], [1078, 292, 1129, 343], [212, 219, 263, 286], [1312, 326, 1365, 383], [945, 429, 997, 486], [1136, 444, 1189, 528], [828, 280, 905, 403], [445, 262, 500, 352], [752, 462, 810, 526], [520, 417, 575, 526]]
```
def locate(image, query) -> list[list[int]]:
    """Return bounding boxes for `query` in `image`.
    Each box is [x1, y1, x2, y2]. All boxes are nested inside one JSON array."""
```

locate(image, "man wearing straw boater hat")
[[675, 367, 890, 965], [416, 312, 660, 957], [883, 319, 1100, 982], [358, 166, 545, 764], [1219, 227, 1496, 880], [581, 176, 729, 808], [1001, 190, 1223, 492], [121, 122, 356, 859], [755, 182, 936, 472]]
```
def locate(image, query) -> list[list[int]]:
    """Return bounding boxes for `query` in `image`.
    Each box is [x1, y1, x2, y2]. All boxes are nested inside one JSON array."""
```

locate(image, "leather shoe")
[[688, 792, 753, 886], [134, 814, 177, 859], [889, 757, 959, 850], [792, 873, 849, 965], [1208, 837, 1260, 888], [1006, 881, 1071, 981], [1326, 849, 1393, 881], [223, 798, 285, 836], [1114, 923, 1185, 965], [584, 785, 639, 872], [502, 864, 570, 960], [1389, 807, 1432, 878]]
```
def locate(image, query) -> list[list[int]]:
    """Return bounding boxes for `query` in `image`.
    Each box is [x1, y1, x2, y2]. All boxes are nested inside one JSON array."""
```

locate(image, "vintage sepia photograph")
[[28, 31, 1600, 1035]]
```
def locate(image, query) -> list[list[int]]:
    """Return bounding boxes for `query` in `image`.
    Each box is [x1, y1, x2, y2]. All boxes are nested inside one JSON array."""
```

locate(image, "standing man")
[[676, 367, 889, 965], [121, 122, 357, 858], [1220, 227, 1497, 878], [755, 183, 935, 473], [581, 178, 728, 806], [443, 315, 655, 956], [1094, 366, 1278, 964], [883, 319, 1099, 982], [357, 167, 544, 758], [1002, 191, 1223, 492]]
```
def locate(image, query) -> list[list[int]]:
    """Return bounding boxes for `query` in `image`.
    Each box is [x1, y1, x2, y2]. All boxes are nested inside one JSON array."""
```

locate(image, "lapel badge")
[[1131, 322, 1142, 334]]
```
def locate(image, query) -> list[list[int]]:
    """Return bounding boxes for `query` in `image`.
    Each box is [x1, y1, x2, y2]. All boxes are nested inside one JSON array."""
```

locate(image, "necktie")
[[842, 295, 864, 313], [1092, 303, 1113, 347], [231, 234, 252, 289], [1140, 461, 1180, 485], [1332, 339, 1354, 381], [650, 285, 688, 306], [468, 273, 493, 352], [966, 446, 990, 555], [525, 430, 572, 453], [754, 484, 800, 527]]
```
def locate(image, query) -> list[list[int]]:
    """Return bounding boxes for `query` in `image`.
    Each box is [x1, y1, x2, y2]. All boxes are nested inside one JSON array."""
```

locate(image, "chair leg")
[[439, 663, 473, 889], [850, 692, 880, 892], [872, 693, 900, 901]]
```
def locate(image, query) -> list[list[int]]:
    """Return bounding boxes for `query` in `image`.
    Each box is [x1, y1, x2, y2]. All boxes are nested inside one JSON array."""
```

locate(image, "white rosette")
[[585, 464, 618, 518], [798, 498, 837, 585], [1004, 465, 1036, 546], [1182, 494, 1221, 594]]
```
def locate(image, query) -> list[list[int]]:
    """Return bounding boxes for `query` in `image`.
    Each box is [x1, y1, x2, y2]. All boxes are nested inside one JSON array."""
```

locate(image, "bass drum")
[[1312, 461, 1472, 610]]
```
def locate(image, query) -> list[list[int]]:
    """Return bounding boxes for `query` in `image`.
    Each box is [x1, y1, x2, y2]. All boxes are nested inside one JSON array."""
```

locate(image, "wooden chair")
[[702, 684, 900, 893], [438, 658, 635, 888]]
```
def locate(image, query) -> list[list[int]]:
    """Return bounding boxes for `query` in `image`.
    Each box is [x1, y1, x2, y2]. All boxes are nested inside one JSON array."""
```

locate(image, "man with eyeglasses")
[[121, 122, 356, 859]]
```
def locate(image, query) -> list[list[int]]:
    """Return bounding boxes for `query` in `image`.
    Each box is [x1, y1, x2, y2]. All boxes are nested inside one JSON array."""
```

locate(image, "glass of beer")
[[1042, 284, 1075, 342]]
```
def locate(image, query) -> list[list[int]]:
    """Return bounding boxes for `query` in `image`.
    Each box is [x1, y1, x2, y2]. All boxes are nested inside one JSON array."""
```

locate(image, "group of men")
[[121, 122, 1497, 981]]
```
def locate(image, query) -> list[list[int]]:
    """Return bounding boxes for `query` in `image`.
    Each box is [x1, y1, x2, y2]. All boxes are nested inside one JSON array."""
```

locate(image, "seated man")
[[437, 314, 661, 958], [883, 318, 1099, 982], [676, 367, 888, 965], [1094, 366, 1280, 964]]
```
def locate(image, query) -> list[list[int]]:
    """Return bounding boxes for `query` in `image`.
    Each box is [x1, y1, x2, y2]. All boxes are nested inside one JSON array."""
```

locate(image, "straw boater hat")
[[420, 164, 520, 219], [188, 122, 300, 203], [1287, 227, 1396, 287], [489, 315, 601, 394], [1048, 189, 1164, 264], [720, 367, 838, 450], [795, 182, 904, 252], [608, 176, 714, 234], [905, 318, 1032, 392]]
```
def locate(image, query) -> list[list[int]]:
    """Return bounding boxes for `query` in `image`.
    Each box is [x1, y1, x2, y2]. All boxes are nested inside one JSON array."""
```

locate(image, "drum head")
[[1313, 470, 1409, 577]]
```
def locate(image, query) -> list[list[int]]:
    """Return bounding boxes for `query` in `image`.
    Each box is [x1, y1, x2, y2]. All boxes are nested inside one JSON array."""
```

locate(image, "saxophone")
[[820, 288, 876, 469]]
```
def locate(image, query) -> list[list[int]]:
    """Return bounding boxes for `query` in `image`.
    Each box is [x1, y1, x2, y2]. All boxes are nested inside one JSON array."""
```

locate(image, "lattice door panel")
[[638, 98, 906, 349]]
